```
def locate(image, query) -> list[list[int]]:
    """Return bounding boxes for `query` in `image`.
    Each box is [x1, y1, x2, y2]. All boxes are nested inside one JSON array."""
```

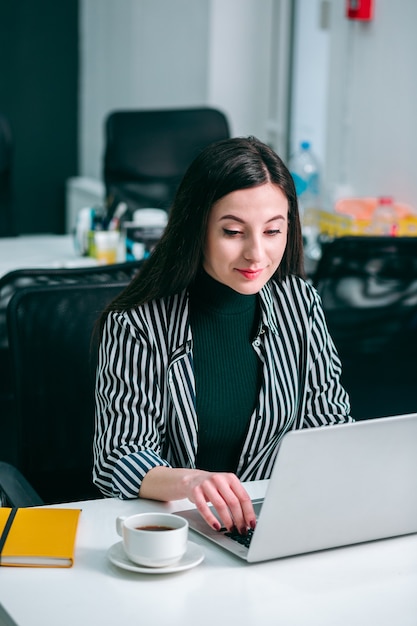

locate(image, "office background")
[[1, 0, 416, 235]]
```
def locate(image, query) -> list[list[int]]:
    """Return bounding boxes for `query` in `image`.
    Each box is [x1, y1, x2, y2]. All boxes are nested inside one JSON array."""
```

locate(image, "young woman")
[[93, 136, 352, 535]]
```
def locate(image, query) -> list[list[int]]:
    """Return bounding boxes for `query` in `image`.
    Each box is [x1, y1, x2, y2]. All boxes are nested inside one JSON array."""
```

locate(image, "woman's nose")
[[243, 235, 263, 262]]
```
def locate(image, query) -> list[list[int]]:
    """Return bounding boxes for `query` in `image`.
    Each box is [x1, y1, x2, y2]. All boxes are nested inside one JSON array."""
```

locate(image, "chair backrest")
[[6, 281, 129, 503], [313, 236, 417, 419], [0, 262, 142, 472], [0, 461, 44, 507], [0, 260, 142, 350], [103, 107, 230, 215]]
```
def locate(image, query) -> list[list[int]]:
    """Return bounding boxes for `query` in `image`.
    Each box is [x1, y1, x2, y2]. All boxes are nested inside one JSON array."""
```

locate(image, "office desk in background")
[[0, 235, 98, 278], [1, 481, 416, 626], [0, 235, 319, 281]]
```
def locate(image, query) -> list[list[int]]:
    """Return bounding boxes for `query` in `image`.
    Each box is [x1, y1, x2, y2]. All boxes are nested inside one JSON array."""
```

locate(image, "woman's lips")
[[236, 268, 263, 280]]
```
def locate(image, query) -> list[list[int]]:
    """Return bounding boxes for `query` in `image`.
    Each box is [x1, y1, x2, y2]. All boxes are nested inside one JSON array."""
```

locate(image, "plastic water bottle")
[[289, 141, 321, 207], [289, 141, 322, 260]]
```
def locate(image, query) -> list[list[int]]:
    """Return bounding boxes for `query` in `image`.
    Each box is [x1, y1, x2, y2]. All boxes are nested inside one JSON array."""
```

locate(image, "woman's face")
[[203, 183, 289, 294]]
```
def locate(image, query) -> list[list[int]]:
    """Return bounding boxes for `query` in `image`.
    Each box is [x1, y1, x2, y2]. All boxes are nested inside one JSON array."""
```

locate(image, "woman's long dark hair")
[[104, 136, 304, 315]]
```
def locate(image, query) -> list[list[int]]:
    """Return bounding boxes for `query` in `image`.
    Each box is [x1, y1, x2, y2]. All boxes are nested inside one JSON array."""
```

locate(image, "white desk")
[[0, 235, 99, 278], [1, 481, 416, 626]]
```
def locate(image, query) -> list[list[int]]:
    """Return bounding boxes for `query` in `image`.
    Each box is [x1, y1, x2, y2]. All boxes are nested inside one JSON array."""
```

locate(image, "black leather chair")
[[103, 107, 230, 219], [0, 113, 13, 237], [0, 462, 44, 507], [0, 261, 142, 432], [0, 260, 142, 349], [5, 281, 131, 504], [313, 236, 417, 420]]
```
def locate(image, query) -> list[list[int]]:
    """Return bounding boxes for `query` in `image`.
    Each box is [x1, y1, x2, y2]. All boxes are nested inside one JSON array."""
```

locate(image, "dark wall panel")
[[0, 1, 78, 234]]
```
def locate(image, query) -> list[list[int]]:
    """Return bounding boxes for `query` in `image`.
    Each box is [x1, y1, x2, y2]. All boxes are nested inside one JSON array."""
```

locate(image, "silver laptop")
[[177, 413, 417, 562]]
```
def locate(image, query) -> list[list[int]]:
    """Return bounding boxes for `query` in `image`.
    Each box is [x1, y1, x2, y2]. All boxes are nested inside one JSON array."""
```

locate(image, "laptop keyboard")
[[222, 527, 255, 549]]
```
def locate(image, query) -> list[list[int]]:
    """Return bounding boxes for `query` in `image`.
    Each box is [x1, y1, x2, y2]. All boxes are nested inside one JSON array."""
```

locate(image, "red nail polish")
[[213, 521, 221, 531], [250, 519, 256, 530]]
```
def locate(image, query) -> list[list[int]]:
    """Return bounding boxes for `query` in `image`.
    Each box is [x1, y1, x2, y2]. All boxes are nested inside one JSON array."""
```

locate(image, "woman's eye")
[[222, 228, 282, 237], [223, 228, 241, 237]]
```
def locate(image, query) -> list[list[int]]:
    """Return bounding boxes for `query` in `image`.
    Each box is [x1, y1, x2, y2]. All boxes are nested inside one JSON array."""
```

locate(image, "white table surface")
[[0, 235, 99, 278], [1, 481, 416, 626]]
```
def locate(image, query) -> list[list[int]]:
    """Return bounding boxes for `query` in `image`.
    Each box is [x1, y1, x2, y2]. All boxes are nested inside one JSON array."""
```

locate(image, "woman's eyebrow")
[[219, 214, 286, 223]]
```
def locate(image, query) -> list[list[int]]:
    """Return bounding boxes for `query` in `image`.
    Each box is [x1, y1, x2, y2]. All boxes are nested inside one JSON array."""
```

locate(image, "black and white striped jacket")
[[93, 275, 352, 498]]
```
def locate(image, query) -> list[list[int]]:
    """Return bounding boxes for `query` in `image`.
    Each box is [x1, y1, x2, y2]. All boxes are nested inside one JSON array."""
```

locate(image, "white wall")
[[79, 0, 210, 180], [290, 0, 330, 164], [325, 0, 417, 207], [207, 0, 273, 141], [78, 0, 417, 212], [287, 0, 417, 210], [79, 0, 287, 181]]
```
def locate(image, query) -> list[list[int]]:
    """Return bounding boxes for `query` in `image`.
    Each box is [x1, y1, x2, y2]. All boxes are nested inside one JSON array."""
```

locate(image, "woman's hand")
[[139, 466, 256, 533], [182, 471, 257, 533]]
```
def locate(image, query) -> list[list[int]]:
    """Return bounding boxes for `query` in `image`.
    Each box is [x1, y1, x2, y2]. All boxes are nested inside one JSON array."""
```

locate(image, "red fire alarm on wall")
[[346, 0, 374, 21]]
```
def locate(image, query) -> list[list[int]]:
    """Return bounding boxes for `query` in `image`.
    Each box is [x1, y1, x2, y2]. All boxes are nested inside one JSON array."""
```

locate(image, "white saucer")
[[107, 541, 204, 574]]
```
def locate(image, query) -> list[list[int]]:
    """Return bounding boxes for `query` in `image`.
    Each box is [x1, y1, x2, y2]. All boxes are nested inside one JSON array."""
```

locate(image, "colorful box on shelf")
[[316, 197, 417, 238]]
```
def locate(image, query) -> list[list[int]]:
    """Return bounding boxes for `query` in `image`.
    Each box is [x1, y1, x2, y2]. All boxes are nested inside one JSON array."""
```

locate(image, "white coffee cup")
[[116, 512, 188, 568]]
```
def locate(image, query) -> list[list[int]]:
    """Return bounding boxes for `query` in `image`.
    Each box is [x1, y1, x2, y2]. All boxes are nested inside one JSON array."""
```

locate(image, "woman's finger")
[[208, 474, 255, 532], [191, 483, 231, 530], [188, 473, 256, 532]]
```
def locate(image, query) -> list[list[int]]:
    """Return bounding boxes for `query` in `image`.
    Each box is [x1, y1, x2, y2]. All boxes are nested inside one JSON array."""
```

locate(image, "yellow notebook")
[[0, 507, 81, 568]]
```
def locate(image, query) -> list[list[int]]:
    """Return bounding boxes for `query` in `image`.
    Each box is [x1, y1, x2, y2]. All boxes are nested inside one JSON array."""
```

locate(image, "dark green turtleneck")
[[189, 271, 261, 472]]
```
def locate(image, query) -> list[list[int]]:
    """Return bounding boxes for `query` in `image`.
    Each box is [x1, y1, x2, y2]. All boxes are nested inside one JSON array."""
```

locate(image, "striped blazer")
[[93, 275, 352, 498]]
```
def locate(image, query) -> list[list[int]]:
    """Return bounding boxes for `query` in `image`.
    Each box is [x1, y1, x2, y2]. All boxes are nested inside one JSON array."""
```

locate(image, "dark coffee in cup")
[[135, 525, 174, 531]]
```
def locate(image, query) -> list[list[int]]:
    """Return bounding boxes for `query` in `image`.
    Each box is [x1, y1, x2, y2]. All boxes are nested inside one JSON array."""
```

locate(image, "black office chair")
[[0, 462, 44, 507], [6, 281, 131, 504], [0, 261, 143, 430], [313, 236, 417, 420], [0, 260, 142, 348], [103, 107, 230, 219], [0, 113, 13, 237]]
